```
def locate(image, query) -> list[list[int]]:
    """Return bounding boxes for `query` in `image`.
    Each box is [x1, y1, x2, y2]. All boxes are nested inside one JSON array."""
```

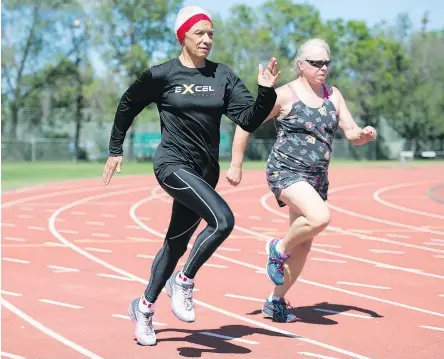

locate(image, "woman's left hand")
[[258, 57, 281, 88], [362, 126, 377, 142]]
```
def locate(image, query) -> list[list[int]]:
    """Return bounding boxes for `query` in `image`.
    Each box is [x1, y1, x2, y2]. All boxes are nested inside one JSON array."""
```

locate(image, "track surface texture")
[[2, 166, 443, 359]]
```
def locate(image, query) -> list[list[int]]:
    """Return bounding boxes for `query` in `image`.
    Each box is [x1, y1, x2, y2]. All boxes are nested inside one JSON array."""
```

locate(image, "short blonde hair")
[[294, 38, 331, 77]]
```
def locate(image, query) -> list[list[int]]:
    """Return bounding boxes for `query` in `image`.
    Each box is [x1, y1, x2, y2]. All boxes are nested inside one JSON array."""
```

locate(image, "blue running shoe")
[[265, 238, 289, 285], [262, 297, 298, 323]]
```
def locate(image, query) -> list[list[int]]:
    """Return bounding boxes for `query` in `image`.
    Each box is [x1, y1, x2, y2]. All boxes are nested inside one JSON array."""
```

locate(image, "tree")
[[92, 0, 184, 159], [1, 0, 84, 138]]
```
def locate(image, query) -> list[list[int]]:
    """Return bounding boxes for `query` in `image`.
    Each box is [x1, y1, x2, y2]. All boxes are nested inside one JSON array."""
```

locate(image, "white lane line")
[[44, 242, 66, 247], [312, 244, 342, 249], [28, 226, 45, 231], [271, 219, 286, 223], [38, 299, 83, 309], [424, 242, 444, 247], [199, 331, 259, 345], [225, 294, 264, 303], [0, 352, 26, 359], [84, 247, 113, 253], [299, 353, 338, 359], [1, 298, 102, 358], [101, 213, 116, 218], [48, 185, 372, 359], [59, 229, 78, 234], [48, 265, 80, 273], [251, 226, 278, 231], [434, 255, 444, 258], [203, 263, 227, 268], [313, 308, 372, 319], [125, 225, 143, 229], [86, 221, 105, 226], [431, 239, 444, 243], [149, 184, 444, 319], [247, 216, 262, 220], [218, 247, 241, 252], [386, 234, 410, 239], [71, 211, 86, 215], [91, 233, 111, 238], [2, 257, 30, 264], [111, 314, 166, 326], [369, 249, 404, 254], [178, 262, 227, 269], [3, 237, 26, 242], [2, 184, 132, 209], [239, 223, 444, 280], [18, 214, 33, 219], [311, 258, 347, 264], [328, 196, 444, 236], [261, 188, 444, 259], [419, 325, 444, 332], [0, 290, 23, 297], [97, 273, 135, 281], [337, 282, 391, 290], [137, 254, 156, 259], [373, 182, 444, 220], [1, 223, 16, 227], [20, 207, 34, 211]]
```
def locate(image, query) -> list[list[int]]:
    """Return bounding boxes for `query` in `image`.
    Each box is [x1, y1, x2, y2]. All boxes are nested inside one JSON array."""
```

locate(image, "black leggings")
[[144, 167, 235, 303]]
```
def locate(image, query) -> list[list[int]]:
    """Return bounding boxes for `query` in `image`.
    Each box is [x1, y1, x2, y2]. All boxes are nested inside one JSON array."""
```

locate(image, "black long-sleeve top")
[[109, 57, 277, 182]]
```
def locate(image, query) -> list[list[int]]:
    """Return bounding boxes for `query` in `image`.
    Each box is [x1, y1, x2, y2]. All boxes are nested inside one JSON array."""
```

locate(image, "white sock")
[[268, 293, 282, 302], [176, 271, 194, 285], [139, 296, 155, 313]]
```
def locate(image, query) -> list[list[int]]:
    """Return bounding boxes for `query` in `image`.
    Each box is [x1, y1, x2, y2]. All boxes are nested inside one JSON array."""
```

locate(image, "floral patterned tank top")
[[269, 83, 339, 173]]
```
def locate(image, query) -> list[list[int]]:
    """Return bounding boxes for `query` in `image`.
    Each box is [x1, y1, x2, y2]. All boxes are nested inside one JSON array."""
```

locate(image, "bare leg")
[[276, 181, 330, 254], [265, 181, 329, 286], [273, 208, 313, 297]]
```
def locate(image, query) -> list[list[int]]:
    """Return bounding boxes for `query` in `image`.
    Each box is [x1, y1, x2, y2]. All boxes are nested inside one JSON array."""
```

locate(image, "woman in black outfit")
[[102, 5, 280, 346]]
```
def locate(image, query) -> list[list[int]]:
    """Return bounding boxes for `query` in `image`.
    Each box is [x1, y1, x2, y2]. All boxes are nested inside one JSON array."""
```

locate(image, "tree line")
[[2, 0, 443, 160]]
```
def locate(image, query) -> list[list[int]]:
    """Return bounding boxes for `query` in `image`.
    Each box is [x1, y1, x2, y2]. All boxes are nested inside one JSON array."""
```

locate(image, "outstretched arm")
[[335, 87, 377, 145], [224, 58, 280, 133]]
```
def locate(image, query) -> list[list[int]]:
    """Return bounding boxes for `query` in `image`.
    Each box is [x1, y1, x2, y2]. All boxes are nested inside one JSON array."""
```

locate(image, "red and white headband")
[[174, 6, 212, 44]]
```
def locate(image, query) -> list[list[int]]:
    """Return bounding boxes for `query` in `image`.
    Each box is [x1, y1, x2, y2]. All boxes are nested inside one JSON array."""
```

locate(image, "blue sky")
[[183, 0, 443, 31]]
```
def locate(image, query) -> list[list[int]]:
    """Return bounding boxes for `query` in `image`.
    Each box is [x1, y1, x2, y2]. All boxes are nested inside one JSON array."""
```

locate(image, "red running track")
[[2, 167, 443, 359]]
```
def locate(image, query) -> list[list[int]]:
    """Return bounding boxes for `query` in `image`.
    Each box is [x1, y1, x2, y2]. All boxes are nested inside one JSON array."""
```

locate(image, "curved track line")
[[326, 184, 444, 236], [2, 183, 133, 208], [373, 181, 444, 219], [261, 191, 444, 254], [127, 186, 373, 359], [1, 298, 103, 359], [427, 184, 444, 204], [43, 182, 373, 359], [131, 184, 444, 324]]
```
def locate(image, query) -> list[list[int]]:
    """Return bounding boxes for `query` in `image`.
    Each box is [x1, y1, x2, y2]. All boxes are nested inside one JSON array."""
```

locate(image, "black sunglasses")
[[306, 59, 331, 68]]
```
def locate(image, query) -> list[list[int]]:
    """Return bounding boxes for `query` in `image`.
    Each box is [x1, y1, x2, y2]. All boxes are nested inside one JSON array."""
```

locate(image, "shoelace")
[[273, 300, 293, 319], [269, 257, 285, 274], [181, 285, 194, 310], [142, 312, 155, 335]]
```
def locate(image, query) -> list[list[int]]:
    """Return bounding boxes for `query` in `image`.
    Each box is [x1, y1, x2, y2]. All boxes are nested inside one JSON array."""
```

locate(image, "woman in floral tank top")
[[227, 38, 377, 323]]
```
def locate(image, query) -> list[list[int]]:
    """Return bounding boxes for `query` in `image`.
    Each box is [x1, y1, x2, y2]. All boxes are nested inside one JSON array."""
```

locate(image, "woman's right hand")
[[102, 155, 123, 185]]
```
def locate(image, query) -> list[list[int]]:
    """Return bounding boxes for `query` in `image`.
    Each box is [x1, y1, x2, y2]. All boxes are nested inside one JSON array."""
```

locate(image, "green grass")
[[2, 158, 443, 190]]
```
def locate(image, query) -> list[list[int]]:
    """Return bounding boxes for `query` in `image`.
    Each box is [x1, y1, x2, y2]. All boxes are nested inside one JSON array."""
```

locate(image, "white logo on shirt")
[[175, 84, 215, 94]]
